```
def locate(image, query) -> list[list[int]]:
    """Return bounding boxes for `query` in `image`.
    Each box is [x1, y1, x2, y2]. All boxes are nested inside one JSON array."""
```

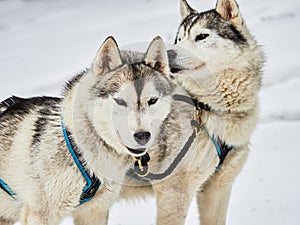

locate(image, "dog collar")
[[173, 94, 211, 111], [61, 117, 101, 205]]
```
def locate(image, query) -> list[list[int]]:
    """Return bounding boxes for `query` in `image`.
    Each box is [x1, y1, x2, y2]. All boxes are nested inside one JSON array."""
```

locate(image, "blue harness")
[[61, 118, 101, 205], [0, 96, 100, 205], [0, 179, 16, 200], [206, 129, 235, 171], [0, 97, 19, 200], [1, 95, 233, 202]]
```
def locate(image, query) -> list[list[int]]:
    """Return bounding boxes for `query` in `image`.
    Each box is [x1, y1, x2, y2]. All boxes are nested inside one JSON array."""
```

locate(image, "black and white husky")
[[0, 36, 186, 225]]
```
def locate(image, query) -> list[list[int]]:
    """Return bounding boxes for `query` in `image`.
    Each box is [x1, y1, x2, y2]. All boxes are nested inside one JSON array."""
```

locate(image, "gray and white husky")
[[0, 0, 265, 224], [120, 0, 265, 225], [0, 36, 180, 225]]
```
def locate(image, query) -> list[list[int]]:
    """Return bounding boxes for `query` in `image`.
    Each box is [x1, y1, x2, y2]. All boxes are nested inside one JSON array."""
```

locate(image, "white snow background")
[[0, 0, 299, 224]]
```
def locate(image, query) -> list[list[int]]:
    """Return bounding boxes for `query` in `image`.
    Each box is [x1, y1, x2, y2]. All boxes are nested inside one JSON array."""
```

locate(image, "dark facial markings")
[[175, 10, 247, 46], [91, 58, 173, 112], [195, 33, 209, 42], [114, 98, 127, 107], [204, 10, 247, 45], [175, 13, 199, 44], [148, 97, 158, 106]]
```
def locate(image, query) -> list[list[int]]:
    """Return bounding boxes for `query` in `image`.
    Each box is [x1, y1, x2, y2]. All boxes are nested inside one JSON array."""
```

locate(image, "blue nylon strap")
[[210, 135, 222, 157], [203, 125, 234, 171], [0, 95, 100, 204], [0, 179, 16, 200], [0, 117, 100, 205], [61, 120, 92, 190], [0, 97, 18, 201], [61, 116, 101, 205]]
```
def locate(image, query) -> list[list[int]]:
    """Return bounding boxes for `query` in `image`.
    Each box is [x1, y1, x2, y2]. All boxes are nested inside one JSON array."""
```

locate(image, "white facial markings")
[[176, 23, 244, 73], [112, 83, 138, 150], [90, 76, 172, 157], [110, 80, 171, 155]]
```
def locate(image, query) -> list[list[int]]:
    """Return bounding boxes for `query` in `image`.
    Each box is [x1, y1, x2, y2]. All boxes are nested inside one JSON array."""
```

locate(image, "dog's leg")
[[152, 171, 202, 225], [21, 205, 46, 225], [73, 186, 121, 225], [73, 207, 109, 225], [197, 147, 249, 225], [0, 218, 13, 225], [21, 205, 63, 225], [73, 184, 121, 225]]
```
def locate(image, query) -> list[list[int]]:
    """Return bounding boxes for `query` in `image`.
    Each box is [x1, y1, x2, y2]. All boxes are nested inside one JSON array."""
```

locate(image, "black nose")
[[134, 132, 151, 145]]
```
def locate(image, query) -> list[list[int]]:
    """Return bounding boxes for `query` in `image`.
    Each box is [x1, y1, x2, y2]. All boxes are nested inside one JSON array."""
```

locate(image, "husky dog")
[[0, 36, 178, 225], [169, 0, 264, 224], [120, 0, 264, 225]]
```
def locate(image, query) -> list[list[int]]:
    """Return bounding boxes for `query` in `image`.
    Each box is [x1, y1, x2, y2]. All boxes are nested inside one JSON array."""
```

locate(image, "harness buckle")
[[192, 107, 202, 134], [132, 155, 150, 178], [133, 157, 144, 171]]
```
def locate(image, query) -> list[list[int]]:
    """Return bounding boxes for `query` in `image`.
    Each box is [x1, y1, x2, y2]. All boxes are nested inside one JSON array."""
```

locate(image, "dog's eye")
[[114, 98, 127, 107], [148, 97, 158, 106], [175, 37, 182, 44], [195, 34, 209, 42]]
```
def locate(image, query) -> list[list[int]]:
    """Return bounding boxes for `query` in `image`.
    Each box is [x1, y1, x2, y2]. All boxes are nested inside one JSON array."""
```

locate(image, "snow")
[[0, 0, 299, 224]]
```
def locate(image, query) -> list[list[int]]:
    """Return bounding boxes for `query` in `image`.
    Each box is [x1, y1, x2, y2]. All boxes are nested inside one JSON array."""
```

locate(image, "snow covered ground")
[[0, 0, 299, 224]]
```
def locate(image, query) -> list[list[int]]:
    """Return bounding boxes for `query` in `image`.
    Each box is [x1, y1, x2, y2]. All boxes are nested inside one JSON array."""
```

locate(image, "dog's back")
[[0, 97, 61, 149], [0, 96, 62, 223]]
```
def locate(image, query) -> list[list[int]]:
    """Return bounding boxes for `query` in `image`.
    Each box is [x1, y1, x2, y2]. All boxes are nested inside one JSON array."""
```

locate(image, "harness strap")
[[0, 96, 101, 204], [61, 118, 101, 205], [0, 122, 101, 205], [173, 94, 234, 169], [202, 126, 234, 171], [173, 94, 211, 111], [0, 97, 19, 200], [0, 179, 16, 200], [128, 119, 201, 181], [129, 95, 234, 180], [2, 96, 16, 107], [0, 96, 24, 116]]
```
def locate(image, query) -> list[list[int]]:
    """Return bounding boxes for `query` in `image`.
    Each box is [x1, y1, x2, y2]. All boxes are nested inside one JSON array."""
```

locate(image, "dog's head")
[[171, 0, 263, 74], [87, 36, 174, 157]]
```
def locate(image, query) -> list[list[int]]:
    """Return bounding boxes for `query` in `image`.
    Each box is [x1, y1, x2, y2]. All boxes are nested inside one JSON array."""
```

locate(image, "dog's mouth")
[[126, 147, 147, 156]]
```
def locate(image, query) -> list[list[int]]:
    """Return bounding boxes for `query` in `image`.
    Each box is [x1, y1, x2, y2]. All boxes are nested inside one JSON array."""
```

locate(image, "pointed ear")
[[93, 36, 122, 76], [180, 0, 197, 21], [215, 0, 243, 28], [145, 36, 169, 76]]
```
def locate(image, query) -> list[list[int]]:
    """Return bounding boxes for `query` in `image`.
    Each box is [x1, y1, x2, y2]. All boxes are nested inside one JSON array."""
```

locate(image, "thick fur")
[[0, 0, 264, 224], [120, 0, 264, 225], [0, 37, 178, 225]]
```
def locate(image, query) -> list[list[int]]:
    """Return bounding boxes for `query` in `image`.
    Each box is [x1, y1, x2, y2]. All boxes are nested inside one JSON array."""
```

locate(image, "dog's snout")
[[134, 132, 151, 145]]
